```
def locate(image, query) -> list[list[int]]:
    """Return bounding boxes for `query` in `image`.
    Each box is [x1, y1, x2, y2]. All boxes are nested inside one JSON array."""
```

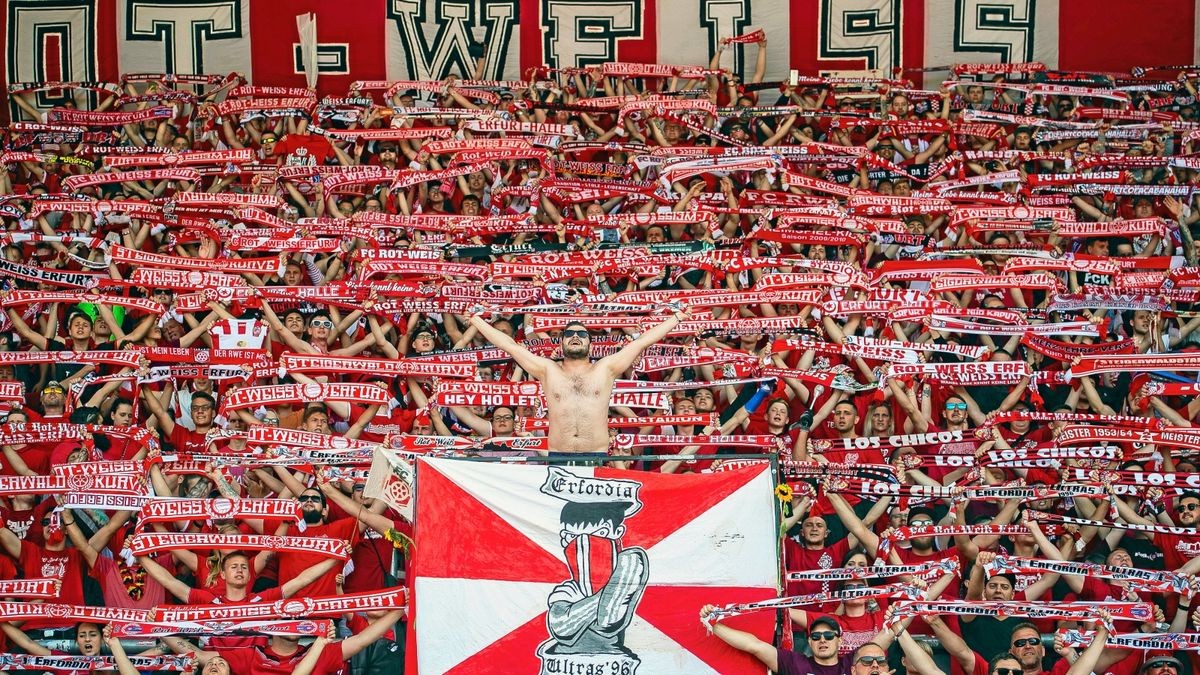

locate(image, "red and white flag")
[[407, 459, 777, 674]]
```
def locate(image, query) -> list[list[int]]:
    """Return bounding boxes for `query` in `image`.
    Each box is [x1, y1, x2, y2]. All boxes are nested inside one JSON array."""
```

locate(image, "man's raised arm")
[[600, 307, 690, 377], [468, 313, 553, 380]]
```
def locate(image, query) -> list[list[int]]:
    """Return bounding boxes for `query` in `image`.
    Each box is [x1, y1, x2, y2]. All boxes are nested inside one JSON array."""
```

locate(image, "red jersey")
[[277, 517, 358, 597], [219, 642, 346, 675], [19, 541, 87, 629]]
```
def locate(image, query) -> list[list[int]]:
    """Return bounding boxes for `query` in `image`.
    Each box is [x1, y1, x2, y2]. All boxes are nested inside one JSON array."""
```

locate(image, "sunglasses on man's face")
[[945, 402, 968, 410], [995, 669, 1022, 675], [310, 319, 334, 329], [1011, 637, 1040, 648], [857, 656, 888, 666], [1177, 503, 1199, 513], [298, 495, 323, 504], [562, 329, 590, 339], [809, 631, 840, 642]]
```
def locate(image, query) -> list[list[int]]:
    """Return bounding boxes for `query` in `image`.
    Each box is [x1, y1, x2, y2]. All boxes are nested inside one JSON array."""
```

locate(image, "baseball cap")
[[810, 615, 842, 633], [907, 506, 937, 524], [1142, 657, 1183, 672]]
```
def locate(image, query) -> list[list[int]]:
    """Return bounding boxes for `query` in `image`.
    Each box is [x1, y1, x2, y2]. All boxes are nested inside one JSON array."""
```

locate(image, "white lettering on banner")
[[125, 0, 244, 74], [387, 0, 519, 81], [819, 0, 902, 72], [542, 1, 642, 68], [842, 429, 965, 450]]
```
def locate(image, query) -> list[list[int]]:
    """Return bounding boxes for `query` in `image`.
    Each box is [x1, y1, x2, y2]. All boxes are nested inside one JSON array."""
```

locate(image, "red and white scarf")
[[220, 382, 390, 414], [128, 532, 350, 560], [154, 587, 406, 622]]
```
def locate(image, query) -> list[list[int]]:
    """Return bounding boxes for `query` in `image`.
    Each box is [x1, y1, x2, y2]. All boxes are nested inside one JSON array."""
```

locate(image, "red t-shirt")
[[272, 134, 334, 167], [18, 541, 87, 629], [892, 545, 962, 636], [218, 642, 346, 675], [187, 584, 284, 605], [1153, 530, 1200, 570], [188, 586, 285, 650], [784, 537, 850, 602], [277, 518, 358, 598], [837, 610, 885, 654], [167, 424, 208, 455]]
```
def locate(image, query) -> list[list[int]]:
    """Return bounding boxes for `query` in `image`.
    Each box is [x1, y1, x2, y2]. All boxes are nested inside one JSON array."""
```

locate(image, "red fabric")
[[218, 642, 346, 675], [273, 134, 335, 167], [277, 517, 358, 597], [1153, 530, 1200, 571], [783, 536, 849, 601], [17, 541, 87, 629], [186, 584, 284, 605], [167, 424, 208, 455]]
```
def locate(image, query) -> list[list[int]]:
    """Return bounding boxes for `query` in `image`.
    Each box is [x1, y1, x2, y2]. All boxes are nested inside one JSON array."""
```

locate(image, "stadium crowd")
[[1, 31, 1200, 675]]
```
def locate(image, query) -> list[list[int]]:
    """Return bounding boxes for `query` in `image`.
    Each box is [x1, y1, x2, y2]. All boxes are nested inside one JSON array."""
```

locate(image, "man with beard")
[[1111, 489, 1200, 571], [900, 391, 979, 485], [267, 474, 398, 598], [466, 313, 689, 455]]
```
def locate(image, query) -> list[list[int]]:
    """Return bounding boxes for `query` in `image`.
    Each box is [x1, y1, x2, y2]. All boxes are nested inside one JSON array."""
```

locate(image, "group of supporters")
[[1, 32, 1200, 675]]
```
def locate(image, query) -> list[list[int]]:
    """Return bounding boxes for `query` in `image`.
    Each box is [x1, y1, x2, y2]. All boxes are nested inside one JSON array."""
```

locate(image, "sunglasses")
[[1176, 503, 1199, 513], [809, 631, 840, 642], [1146, 662, 1178, 671], [1011, 637, 1040, 648], [995, 669, 1022, 675], [262, 418, 280, 425], [298, 495, 324, 503], [310, 319, 334, 329], [857, 656, 888, 666], [43, 386, 65, 395], [945, 402, 968, 411], [562, 329, 590, 339]]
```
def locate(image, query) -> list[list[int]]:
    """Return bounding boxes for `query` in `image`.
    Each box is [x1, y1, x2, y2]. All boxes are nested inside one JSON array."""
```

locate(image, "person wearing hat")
[[699, 610, 856, 674], [1138, 656, 1185, 675]]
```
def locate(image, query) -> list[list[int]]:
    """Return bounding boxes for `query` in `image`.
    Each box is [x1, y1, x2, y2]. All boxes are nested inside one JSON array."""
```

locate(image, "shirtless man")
[[468, 309, 689, 453]]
